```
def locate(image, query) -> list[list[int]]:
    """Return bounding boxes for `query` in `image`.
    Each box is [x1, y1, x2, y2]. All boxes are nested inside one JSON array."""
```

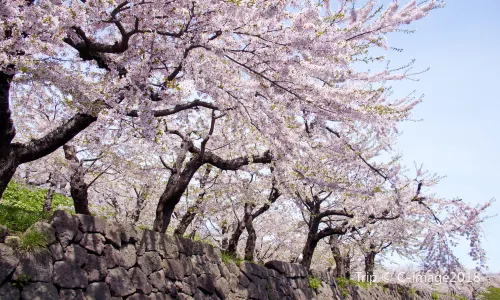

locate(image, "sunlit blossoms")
[[0, 1, 493, 294]]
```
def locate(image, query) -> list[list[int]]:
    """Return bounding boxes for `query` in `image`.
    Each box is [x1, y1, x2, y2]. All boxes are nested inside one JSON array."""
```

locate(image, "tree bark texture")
[[64, 145, 91, 215], [174, 166, 212, 236]]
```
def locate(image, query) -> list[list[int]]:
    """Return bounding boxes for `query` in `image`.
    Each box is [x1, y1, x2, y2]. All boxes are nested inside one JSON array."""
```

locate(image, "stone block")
[[0, 244, 18, 284], [79, 233, 105, 254], [13, 251, 53, 283], [129, 267, 152, 294], [84, 254, 107, 282], [50, 210, 79, 247], [105, 267, 135, 297], [76, 214, 106, 234], [53, 261, 88, 288], [138, 251, 162, 275], [104, 221, 122, 248], [21, 282, 58, 300], [0, 282, 20, 300], [86, 282, 111, 300]]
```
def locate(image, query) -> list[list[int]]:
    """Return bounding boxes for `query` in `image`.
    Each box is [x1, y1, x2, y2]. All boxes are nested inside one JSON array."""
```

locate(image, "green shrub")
[[482, 287, 500, 300], [308, 276, 322, 291]]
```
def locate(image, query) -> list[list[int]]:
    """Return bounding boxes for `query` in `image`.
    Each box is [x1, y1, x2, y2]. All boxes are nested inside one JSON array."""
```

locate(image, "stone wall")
[[0, 211, 456, 300]]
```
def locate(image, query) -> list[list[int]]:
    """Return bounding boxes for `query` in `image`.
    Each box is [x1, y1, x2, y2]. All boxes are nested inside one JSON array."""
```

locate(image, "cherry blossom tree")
[[4, 1, 494, 284], [1, 0, 443, 199]]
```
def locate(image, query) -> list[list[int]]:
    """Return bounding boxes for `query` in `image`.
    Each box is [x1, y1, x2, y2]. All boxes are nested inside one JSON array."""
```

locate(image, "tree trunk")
[[226, 221, 245, 255], [344, 250, 351, 278], [175, 166, 211, 236], [174, 208, 197, 236], [330, 235, 347, 278], [153, 157, 203, 233], [70, 183, 90, 215], [43, 175, 57, 213], [0, 70, 17, 199], [130, 185, 149, 225], [153, 144, 271, 233], [300, 216, 321, 269], [221, 221, 229, 250], [227, 202, 256, 257], [301, 232, 320, 269], [0, 152, 18, 199], [364, 251, 377, 282], [64, 145, 91, 215], [244, 214, 257, 261]]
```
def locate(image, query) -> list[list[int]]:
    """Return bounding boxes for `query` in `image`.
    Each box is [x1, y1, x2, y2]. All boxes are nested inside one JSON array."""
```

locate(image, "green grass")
[[183, 233, 216, 247], [335, 277, 372, 289], [0, 204, 49, 233], [2, 181, 73, 212], [6, 227, 49, 253], [18, 228, 49, 252], [220, 250, 243, 266], [432, 292, 439, 300], [482, 287, 500, 300], [0, 181, 73, 233], [335, 277, 375, 298], [308, 276, 322, 291]]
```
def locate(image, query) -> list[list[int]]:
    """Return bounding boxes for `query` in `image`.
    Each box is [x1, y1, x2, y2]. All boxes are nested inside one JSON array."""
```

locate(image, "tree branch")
[[126, 99, 219, 117], [15, 113, 97, 163]]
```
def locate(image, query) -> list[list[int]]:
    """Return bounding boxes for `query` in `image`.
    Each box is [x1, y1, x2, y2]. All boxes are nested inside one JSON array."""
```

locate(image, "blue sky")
[[380, 1, 500, 272]]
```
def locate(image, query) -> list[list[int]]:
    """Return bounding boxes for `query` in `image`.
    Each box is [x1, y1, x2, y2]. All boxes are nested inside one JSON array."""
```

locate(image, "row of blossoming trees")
[[0, 0, 492, 291]]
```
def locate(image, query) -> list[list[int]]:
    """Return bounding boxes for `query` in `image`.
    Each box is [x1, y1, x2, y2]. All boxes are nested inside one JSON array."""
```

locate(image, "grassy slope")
[[0, 181, 73, 233], [483, 287, 500, 300]]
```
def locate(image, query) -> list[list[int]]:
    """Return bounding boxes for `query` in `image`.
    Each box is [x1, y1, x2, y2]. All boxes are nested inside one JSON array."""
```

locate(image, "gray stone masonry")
[[0, 211, 457, 300]]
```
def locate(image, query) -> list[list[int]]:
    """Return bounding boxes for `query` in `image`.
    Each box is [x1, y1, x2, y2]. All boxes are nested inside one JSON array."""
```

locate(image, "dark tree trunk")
[[221, 221, 229, 250], [226, 221, 245, 255], [364, 251, 377, 282], [227, 201, 258, 257], [244, 212, 257, 261], [70, 183, 90, 215], [243, 182, 281, 261], [0, 152, 18, 199], [344, 250, 351, 277], [43, 175, 57, 213], [330, 235, 347, 278], [301, 216, 321, 269], [296, 189, 352, 270], [175, 208, 197, 236], [301, 233, 320, 269], [174, 166, 212, 236], [130, 185, 150, 225], [153, 156, 203, 233], [0, 71, 17, 198], [64, 145, 91, 215]]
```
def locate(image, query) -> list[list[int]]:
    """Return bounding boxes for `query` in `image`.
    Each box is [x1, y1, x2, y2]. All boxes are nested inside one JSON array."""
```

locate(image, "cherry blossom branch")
[[126, 99, 219, 117], [326, 126, 389, 181]]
